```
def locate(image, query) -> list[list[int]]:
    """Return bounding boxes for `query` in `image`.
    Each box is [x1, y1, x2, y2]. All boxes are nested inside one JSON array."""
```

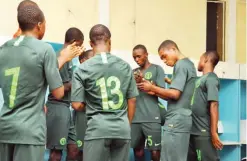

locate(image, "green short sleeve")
[[169, 63, 187, 92], [155, 65, 166, 88], [206, 75, 219, 102], [44, 45, 63, 91], [71, 68, 85, 103], [126, 66, 139, 99]]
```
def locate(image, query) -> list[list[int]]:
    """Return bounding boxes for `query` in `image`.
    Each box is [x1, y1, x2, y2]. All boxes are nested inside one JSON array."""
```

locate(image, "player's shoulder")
[[178, 58, 194, 66], [206, 72, 219, 81], [110, 54, 131, 68], [3, 36, 52, 54], [30, 38, 53, 52], [177, 58, 196, 72], [0, 38, 17, 48], [151, 63, 164, 71]]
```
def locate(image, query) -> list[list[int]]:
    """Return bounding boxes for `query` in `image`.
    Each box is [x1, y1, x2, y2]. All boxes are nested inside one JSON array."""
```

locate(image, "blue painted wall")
[[220, 146, 241, 161], [218, 79, 240, 142], [241, 80, 246, 120]]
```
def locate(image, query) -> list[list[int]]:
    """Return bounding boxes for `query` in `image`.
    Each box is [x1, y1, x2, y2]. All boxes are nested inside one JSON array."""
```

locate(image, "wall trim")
[[227, 0, 237, 63]]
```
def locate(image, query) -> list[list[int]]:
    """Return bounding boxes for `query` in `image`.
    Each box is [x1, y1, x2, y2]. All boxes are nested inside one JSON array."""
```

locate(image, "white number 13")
[[96, 76, 124, 110]]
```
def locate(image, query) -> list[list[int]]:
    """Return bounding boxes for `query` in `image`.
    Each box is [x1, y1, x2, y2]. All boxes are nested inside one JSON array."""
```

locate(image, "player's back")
[[0, 36, 53, 145], [78, 53, 133, 140]]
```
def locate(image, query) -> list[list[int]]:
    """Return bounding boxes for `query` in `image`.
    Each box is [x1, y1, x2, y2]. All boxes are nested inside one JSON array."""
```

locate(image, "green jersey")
[[0, 36, 63, 145], [164, 58, 197, 132], [132, 64, 166, 123], [47, 51, 73, 106], [191, 72, 220, 136], [71, 53, 139, 140]]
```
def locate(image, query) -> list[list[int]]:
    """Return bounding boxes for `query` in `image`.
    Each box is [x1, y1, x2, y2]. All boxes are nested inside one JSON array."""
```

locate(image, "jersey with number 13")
[[71, 53, 139, 141]]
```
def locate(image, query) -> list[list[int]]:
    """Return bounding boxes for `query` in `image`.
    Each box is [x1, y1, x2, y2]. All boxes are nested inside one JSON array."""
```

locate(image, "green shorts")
[[46, 102, 76, 150], [75, 111, 87, 151], [161, 131, 190, 161], [187, 135, 220, 161], [0, 143, 45, 161], [83, 139, 130, 161], [131, 123, 161, 150]]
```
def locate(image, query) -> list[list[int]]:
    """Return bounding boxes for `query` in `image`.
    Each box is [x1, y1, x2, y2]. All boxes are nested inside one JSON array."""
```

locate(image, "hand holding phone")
[[134, 70, 143, 83]]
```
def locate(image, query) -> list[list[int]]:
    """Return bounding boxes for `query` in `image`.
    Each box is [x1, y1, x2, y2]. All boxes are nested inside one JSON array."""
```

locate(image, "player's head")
[[17, 0, 38, 11], [158, 40, 180, 67], [132, 44, 148, 67], [198, 51, 219, 72], [17, 5, 45, 40], [79, 49, 94, 63], [65, 27, 84, 46], [89, 24, 111, 50]]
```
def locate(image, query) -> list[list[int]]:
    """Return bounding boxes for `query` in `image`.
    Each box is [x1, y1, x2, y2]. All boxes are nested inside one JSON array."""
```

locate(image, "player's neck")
[[203, 65, 214, 75], [20, 31, 39, 39], [141, 61, 151, 70], [94, 45, 110, 54]]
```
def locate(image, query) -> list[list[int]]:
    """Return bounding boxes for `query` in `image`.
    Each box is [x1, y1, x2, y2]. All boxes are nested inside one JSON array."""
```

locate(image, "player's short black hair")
[[79, 49, 93, 61], [17, 0, 38, 11], [65, 27, 84, 43], [133, 44, 147, 53], [17, 5, 45, 32], [204, 51, 220, 67], [158, 40, 180, 52], [89, 24, 111, 45]]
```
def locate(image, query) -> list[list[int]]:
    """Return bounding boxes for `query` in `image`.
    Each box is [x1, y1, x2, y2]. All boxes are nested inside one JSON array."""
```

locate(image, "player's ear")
[[108, 39, 111, 51], [37, 22, 42, 30], [89, 41, 93, 48]]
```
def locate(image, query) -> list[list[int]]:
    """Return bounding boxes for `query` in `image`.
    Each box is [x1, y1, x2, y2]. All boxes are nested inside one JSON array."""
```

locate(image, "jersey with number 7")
[[0, 36, 63, 145], [71, 53, 139, 141]]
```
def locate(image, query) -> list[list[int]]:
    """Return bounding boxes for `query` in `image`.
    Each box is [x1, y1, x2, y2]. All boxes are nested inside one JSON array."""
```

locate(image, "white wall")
[[0, 0, 99, 44]]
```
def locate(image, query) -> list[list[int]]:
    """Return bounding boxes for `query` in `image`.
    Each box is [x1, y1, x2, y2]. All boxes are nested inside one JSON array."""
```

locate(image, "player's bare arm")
[[164, 77, 172, 84], [127, 97, 136, 124], [64, 82, 72, 92], [51, 86, 65, 99], [137, 80, 181, 100], [210, 101, 223, 150], [72, 102, 86, 111]]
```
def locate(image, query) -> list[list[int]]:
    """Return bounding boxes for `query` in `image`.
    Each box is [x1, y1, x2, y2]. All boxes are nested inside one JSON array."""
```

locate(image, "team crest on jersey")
[[145, 72, 152, 80]]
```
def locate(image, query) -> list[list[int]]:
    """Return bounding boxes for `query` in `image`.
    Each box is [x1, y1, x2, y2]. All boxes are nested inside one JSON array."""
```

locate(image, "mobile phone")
[[134, 70, 142, 83], [134, 69, 141, 77]]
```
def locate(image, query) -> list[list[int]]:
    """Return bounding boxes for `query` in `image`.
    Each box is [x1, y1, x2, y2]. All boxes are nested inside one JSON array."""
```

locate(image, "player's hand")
[[60, 42, 85, 62], [134, 75, 143, 83], [147, 91, 155, 95], [134, 71, 143, 83], [164, 77, 172, 84], [44, 105, 47, 114], [137, 79, 153, 92], [211, 133, 223, 150]]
